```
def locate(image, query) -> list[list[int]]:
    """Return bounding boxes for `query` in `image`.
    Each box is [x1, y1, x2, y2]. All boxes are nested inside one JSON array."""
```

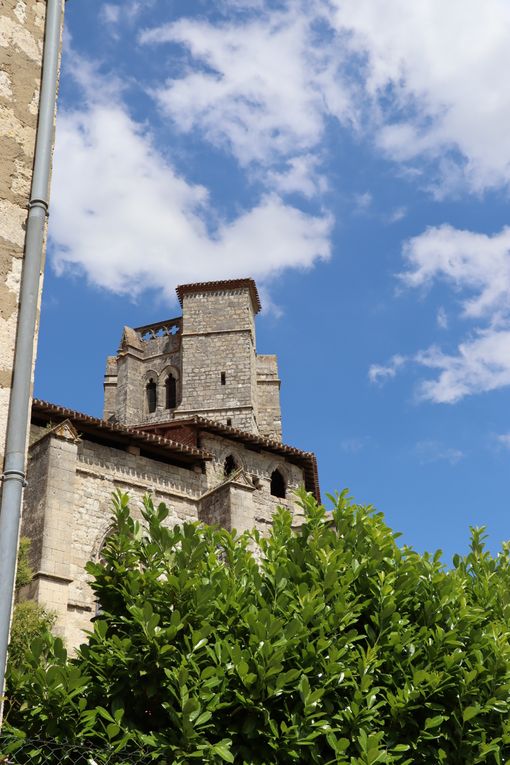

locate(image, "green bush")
[[6, 536, 55, 676], [4, 490, 510, 764]]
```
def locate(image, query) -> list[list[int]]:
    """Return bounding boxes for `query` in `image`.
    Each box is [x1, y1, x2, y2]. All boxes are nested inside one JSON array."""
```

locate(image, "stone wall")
[[22, 425, 207, 647], [108, 327, 183, 425], [201, 431, 305, 536], [0, 0, 49, 463], [256, 355, 282, 441], [179, 287, 258, 431], [21, 422, 308, 648]]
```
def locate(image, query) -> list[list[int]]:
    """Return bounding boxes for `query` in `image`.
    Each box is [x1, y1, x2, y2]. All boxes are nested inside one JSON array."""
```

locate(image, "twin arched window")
[[145, 372, 178, 413]]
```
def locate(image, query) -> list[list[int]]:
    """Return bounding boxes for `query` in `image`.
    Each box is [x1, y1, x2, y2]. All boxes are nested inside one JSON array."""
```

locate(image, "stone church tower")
[[104, 279, 282, 440], [21, 278, 320, 649]]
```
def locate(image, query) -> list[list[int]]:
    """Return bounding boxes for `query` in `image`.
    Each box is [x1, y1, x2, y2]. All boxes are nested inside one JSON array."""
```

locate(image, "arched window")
[[146, 378, 157, 413], [224, 455, 238, 477], [165, 373, 177, 409], [270, 469, 286, 499]]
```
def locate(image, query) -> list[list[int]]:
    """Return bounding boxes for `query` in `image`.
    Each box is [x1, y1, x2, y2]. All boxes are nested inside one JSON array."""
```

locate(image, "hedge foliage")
[[4, 490, 510, 764]]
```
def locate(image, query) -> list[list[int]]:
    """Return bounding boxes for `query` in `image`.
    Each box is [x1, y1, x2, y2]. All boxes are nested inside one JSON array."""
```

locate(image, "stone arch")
[[223, 454, 239, 477], [92, 523, 116, 562], [144, 369, 159, 414], [267, 461, 289, 499], [159, 365, 180, 410], [216, 446, 246, 480], [270, 469, 286, 499]]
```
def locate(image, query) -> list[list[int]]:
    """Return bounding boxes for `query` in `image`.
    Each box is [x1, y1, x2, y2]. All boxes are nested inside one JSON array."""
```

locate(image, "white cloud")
[[353, 191, 372, 213], [371, 328, 510, 405], [368, 354, 406, 385], [415, 330, 510, 404], [140, 12, 347, 170], [100, 1, 146, 26], [331, 0, 510, 192], [415, 440, 465, 465], [387, 206, 407, 224], [495, 433, 510, 450], [49, 76, 332, 303], [401, 225, 510, 321], [139, 1, 510, 195], [436, 307, 448, 330], [370, 223, 510, 402], [266, 155, 327, 199], [100, 5, 120, 25], [494, 433, 510, 449]]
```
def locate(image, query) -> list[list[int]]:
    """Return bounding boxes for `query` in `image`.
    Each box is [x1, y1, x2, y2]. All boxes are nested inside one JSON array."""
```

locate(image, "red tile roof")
[[31, 400, 211, 465], [137, 416, 321, 501]]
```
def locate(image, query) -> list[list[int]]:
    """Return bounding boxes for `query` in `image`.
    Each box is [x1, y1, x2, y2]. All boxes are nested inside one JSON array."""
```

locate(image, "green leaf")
[[463, 705, 480, 722]]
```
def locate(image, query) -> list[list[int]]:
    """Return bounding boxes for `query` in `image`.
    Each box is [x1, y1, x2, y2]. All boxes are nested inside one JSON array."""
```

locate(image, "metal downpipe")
[[0, 0, 65, 723]]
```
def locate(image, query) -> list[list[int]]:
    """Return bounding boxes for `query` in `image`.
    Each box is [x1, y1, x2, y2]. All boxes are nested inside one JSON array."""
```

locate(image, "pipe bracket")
[[1, 469, 28, 487], [27, 198, 49, 217]]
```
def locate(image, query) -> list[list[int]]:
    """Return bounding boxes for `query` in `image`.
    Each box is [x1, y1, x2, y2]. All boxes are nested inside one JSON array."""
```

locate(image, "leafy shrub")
[[6, 537, 55, 674], [4, 490, 510, 764]]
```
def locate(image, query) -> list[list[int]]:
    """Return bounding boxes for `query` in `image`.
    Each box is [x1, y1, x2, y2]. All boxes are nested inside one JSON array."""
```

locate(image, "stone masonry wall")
[[22, 428, 207, 648], [256, 354, 282, 441], [22, 422, 308, 648], [0, 0, 49, 464], [179, 288, 258, 432], [201, 432, 305, 532], [110, 330, 182, 426]]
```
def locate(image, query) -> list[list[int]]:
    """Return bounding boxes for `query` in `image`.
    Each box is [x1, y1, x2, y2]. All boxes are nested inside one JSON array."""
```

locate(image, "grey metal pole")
[[0, 0, 64, 725]]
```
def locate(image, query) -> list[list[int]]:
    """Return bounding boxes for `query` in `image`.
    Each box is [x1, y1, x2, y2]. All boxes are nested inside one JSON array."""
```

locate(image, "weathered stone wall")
[[199, 482, 231, 528], [22, 426, 207, 647], [201, 432, 305, 533], [109, 328, 182, 425], [182, 287, 255, 335], [0, 0, 48, 463], [21, 422, 308, 648], [102, 355, 117, 421], [179, 288, 258, 431], [256, 354, 282, 441]]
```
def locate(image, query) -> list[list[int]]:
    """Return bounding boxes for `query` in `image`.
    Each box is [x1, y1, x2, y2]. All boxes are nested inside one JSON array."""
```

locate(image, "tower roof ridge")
[[176, 278, 261, 314]]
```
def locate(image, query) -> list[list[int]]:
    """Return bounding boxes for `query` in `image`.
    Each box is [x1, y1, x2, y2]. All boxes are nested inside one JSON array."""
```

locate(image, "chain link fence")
[[0, 738, 156, 765]]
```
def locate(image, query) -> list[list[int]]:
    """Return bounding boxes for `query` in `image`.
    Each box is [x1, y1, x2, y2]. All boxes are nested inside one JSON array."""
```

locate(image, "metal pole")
[[0, 0, 64, 725]]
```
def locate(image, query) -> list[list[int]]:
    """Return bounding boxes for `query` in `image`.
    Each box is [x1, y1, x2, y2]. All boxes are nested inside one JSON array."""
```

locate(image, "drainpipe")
[[0, 0, 65, 724]]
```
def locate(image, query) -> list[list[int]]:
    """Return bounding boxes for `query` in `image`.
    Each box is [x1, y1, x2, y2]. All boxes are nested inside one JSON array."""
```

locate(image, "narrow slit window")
[[165, 373, 177, 409], [226, 418, 232, 426], [270, 469, 286, 499], [146, 379, 157, 413], [221, 371, 226, 385]]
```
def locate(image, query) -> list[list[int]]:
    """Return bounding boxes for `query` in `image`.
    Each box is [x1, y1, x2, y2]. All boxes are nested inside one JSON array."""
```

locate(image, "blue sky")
[[36, 0, 510, 562]]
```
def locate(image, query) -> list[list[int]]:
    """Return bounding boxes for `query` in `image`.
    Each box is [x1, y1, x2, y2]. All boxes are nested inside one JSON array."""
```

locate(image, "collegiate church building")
[[20, 279, 320, 648]]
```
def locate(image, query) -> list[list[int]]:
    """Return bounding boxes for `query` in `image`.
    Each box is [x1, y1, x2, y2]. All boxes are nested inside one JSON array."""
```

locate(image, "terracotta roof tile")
[[31, 400, 211, 463]]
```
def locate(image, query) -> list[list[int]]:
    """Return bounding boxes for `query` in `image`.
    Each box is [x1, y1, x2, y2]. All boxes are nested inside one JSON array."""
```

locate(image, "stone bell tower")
[[104, 279, 282, 441]]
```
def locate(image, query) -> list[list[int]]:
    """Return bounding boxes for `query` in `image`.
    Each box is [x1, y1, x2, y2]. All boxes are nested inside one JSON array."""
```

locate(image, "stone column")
[[21, 422, 78, 639]]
